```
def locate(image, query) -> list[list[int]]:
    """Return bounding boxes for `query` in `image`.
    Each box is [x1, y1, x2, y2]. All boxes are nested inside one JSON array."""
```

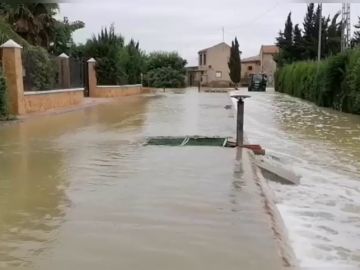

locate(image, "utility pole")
[[222, 27, 225, 42], [341, 2, 351, 52], [317, 3, 322, 65]]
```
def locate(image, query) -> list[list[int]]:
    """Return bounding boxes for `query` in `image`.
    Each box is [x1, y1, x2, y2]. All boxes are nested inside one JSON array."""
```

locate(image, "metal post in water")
[[231, 94, 250, 147], [237, 98, 244, 146]]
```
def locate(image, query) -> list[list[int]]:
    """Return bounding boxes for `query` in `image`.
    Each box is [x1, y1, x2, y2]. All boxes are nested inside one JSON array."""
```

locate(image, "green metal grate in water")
[[146, 137, 186, 146], [146, 137, 229, 147]]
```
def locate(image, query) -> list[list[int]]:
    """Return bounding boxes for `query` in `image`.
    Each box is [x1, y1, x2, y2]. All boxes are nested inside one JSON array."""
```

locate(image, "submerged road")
[[243, 88, 360, 269], [0, 90, 285, 270]]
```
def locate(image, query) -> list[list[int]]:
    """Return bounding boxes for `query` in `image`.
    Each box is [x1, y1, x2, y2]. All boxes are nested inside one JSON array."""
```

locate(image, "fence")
[[0, 49, 2, 72], [22, 48, 85, 92], [0, 39, 148, 116]]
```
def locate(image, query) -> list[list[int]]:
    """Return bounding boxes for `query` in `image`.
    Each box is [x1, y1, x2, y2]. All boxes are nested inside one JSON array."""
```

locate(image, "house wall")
[[241, 61, 261, 85], [199, 43, 231, 87], [261, 53, 277, 86], [185, 69, 201, 86], [24, 88, 84, 113]]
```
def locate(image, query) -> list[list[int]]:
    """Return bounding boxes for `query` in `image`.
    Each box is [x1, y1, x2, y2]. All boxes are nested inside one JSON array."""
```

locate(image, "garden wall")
[[24, 88, 84, 114], [91, 84, 144, 98], [0, 40, 151, 116]]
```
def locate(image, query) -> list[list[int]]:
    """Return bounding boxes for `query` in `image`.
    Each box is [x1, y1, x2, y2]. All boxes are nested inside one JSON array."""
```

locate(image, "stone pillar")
[[58, 53, 70, 89], [0, 39, 25, 115], [87, 58, 97, 97]]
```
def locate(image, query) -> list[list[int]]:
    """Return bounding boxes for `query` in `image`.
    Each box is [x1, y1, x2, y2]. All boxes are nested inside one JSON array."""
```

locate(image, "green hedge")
[[0, 71, 9, 119], [275, 48, 360, 114], [23, 46, 58, 91]]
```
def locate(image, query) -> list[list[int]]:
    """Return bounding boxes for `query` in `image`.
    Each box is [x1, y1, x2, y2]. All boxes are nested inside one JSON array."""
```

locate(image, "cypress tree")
[[275, 12, 294, 66], [228, 37, 241, 89], [326, 13, 341, 56], [284, 12, 293, 47], [293, 24, 304, 61], [303, 3, 317, 59]]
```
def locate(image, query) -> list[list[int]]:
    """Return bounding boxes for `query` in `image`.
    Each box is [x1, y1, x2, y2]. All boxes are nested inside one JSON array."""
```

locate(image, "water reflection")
[[0, 96, 149, 269], [0, 124, 69, 268]]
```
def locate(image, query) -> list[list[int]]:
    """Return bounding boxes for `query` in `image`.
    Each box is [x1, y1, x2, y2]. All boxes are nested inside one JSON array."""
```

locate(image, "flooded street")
[[244, 89, 360, 269], [0, 90, 283, 270], [2, 88, 359, 269]]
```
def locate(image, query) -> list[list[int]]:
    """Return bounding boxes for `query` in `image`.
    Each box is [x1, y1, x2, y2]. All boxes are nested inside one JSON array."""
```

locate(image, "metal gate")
[[83, 60, 90, 97]]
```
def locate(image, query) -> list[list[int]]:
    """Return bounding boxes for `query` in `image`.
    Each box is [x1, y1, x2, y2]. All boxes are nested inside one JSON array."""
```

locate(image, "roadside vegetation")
[[0, 3, 186, 90], [275, 49, 360, 114], [275, 3, 360, 114], [0, 71, 10, 120], [77, 25, 187, 87]]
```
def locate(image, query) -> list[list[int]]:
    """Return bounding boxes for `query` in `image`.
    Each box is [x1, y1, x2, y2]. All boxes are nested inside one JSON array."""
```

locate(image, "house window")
[[248, 66, 253, 71], [216, 71, 222, 78], [199, 54, 202, 66], [203, 53, 207, 65]]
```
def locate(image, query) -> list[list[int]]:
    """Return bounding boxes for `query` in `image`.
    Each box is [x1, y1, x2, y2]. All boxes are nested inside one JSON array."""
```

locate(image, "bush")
[[0, 71, 9, 119], [146, 67, 185, 88], [144, 52, 187, 88], [23, 46, 57, 91], [275, 47, 360, 114]]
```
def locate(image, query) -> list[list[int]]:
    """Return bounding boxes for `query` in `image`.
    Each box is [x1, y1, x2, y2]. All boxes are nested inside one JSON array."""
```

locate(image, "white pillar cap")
[[0, 39, 22, 49], [87, 58, 96, 63], [58, 53, 69, 59]]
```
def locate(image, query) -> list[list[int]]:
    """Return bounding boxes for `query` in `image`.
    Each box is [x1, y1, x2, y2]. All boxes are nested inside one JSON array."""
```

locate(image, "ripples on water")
[[245, 90, 360, 268]]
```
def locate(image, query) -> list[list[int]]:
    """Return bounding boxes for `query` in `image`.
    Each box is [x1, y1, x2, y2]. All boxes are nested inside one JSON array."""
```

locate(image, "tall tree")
[[50, 17, 85, 55], [352, 17, 360, 47], [293, 24, 304, 61], [275, 4, 342, 64], [302, 3, 317, 60], [4, 3, 59, 49], [122, 39, 146, 84], [83, 25, 127, 85], [228, 37, 241, 89], [326, 12, 341, 55], [275, 12, 294, 66]]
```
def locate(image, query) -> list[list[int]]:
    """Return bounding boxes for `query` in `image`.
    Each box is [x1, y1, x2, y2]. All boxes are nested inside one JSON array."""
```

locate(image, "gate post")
[[87, 58, 97, 97], [58, 53, 70, 89], [0, 39, 25, 115]]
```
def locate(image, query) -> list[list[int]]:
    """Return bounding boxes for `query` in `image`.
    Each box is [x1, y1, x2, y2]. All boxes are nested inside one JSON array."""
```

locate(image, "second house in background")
[[186, 43, 279, 87]]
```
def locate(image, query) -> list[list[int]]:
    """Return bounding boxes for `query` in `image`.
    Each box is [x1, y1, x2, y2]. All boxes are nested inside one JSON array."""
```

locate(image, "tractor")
[[248, 74, 267, 92]]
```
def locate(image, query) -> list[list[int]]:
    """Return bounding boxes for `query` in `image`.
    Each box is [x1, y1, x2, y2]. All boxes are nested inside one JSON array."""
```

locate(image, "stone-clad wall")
[[24, 89, 84, 113]]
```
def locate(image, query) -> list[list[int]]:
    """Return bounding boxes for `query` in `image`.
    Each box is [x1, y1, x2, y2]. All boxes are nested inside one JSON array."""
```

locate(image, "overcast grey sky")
[[60, 1, 360, 66]]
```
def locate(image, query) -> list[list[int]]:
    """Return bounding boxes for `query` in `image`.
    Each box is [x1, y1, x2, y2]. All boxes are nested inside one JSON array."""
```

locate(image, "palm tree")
[[2, 3, 58, 49]]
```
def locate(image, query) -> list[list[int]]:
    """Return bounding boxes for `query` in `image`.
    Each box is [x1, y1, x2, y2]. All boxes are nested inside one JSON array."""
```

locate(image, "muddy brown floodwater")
[[0, 90, 285, 270]]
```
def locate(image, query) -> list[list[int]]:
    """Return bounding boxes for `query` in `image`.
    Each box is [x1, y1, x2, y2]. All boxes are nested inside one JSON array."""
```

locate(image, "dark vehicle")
[[248, 74, 267, 92]]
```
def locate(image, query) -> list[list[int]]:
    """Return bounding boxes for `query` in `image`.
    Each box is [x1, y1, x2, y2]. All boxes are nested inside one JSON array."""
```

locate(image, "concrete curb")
[[247, 150, 299, 269], [229, 91, 298, 269]]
